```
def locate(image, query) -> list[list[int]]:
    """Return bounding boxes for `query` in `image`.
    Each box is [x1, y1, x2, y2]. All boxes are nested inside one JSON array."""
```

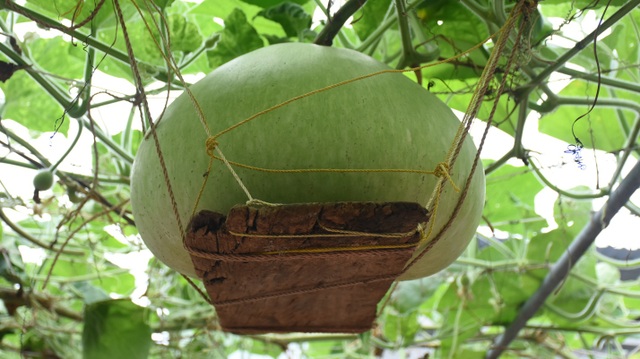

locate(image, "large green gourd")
[[130, 43, 485, 280]]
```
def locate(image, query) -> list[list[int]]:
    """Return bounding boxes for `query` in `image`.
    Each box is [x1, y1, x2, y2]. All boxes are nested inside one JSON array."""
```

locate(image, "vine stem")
[[486, 157, 640, 359], [528, 157, 608, 199], [394, 0, 438, 70], [0, 1, 169, 81], [0, 208, 84, 255], [314, 0, 367, 46], [528, 0, 640, 88], [558, 66, 640, 93], [0, 42, 134, 164]]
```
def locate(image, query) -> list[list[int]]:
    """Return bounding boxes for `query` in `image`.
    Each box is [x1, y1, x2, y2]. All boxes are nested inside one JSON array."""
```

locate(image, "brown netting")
[[185, 202, 428, 334]]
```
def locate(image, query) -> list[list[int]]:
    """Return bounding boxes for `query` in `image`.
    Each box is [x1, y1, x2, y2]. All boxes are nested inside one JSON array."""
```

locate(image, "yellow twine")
[[187, 28, 500, 225], [205, 136, 218, 157], [215, 222, 428, 257], [205, 155, 460, 189], [262, 243, 418, 255], [226, 223, 421, 256]]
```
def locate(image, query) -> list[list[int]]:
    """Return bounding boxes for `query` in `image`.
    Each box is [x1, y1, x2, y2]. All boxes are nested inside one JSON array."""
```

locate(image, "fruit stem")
[[394, 0, 439, 71], [49, 120, 83, 173]]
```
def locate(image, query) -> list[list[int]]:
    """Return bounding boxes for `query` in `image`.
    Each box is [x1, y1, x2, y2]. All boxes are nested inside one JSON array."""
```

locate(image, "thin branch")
[[528, 0, 640, 88], [0, 0, 170, 81], [0, 42, 135, 164], [314, 0, 367, 46], [487, 157, 640, 359], [558, 66, 640, 93], [529, 157, 609, 199], [0, 207, 85, 255], [0, 286, 83, 321], [484, 148, 515, 175], [512, 101, 529, 162]]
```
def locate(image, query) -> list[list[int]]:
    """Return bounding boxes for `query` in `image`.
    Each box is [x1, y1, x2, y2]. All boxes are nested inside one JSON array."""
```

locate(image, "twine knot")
[[205, 136, 219, 158], [434, 162, 461, 192]]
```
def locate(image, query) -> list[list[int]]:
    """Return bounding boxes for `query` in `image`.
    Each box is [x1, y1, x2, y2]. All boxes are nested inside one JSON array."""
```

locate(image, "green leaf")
[[206, 8, 264, 68], [246, 339, 283, 357], [415, 0, 490, 59], [486, 270, 539, 323], [542, 0, 627, 7], [484, 165, 546, 234], [154, 0, 175, 9], [191, 0, 284, 37], [383, 311, 419, 344], [73, 281, 110, 304], [538, 83, 626, 152], [436, 277, 496, 356], [95, 11, 203, 72], [391, 275, 443, 314], [0, 71, 70, 135], [240, 0, 309, 8], [28, 37, 85, 79], [303, 341, 346, 356], [553, 190, 593, 237], [602, 11, 640, 81], [596, 262, 620, 284], [82, 299, 151, 359], [352, 0, 392, 41], [166, 13, 203, 53], [0, 246, 26, 286], [25, 0, 133, 29], [93, 271, 136, 297], [256, 2, 312, 38]]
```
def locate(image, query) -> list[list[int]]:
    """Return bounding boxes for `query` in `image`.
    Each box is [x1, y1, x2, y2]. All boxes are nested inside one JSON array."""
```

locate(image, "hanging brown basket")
[[184, 201, 428, 334]]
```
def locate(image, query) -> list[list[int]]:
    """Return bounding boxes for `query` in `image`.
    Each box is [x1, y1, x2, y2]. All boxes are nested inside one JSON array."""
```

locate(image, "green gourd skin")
[[67, 186, 84, 203], [130, 43, 485, 280], [33, 169, 55, 191]]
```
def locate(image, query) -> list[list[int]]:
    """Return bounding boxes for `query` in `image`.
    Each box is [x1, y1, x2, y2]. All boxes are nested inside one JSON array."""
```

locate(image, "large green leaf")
[[391, 275, 444, 314], [206, 8, 264, 67], [25, 0, 135, 29], [383, 311, 420, 344], [82, 299, 151, 359], [166, 13, 203, 53], [0, 71, 69, 134], [191, 0, 282, 33], [553, 190, 593, 237], [538, 83, 627, 152], [29, 36, 85, 79], [484, 164, 546, 234], [97, 10, 203, 67], [154, 0, 176, 10], [352, 0, 392, 41], [542, 0, 627, 7], [256, 2, 312, 38], [415, 0, 490, 60], [240, 0, 309, 8]]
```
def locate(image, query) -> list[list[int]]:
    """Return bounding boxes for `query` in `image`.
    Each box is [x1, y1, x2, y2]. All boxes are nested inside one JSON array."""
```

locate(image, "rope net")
[[122, 0, 536, 329]]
